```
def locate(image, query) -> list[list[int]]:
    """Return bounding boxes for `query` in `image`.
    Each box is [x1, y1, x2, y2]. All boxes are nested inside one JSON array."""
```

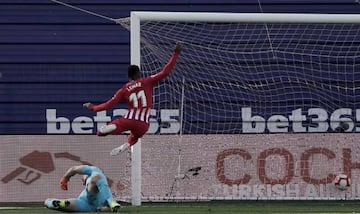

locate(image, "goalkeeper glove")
[[60, 177, 69, 190]]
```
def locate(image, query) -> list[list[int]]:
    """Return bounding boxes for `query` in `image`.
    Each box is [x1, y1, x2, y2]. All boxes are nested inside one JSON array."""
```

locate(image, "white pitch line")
[[0, 207, 27, 209]]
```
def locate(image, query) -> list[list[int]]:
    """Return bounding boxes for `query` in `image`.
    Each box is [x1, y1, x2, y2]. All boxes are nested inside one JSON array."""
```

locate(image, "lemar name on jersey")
[[127, 82, 142, 91]]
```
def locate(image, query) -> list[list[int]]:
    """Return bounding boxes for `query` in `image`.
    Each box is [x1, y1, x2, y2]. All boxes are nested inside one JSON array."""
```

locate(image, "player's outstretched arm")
[[83, 88, 125, 112], [150, 41, 183, 83], [60, 165, 85, 190]]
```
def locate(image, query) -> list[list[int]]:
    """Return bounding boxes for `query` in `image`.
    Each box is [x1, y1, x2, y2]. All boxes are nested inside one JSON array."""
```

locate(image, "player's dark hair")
[[128, 65, 141, 80]]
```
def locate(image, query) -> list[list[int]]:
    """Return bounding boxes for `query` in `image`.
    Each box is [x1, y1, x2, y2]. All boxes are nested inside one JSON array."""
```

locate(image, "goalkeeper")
[[44, 165, 121, 212], [83, 42, 183, 156]]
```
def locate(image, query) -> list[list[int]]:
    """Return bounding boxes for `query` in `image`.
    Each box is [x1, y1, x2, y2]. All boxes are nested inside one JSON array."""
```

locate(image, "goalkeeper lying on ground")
[[44, 165, 120, 212]]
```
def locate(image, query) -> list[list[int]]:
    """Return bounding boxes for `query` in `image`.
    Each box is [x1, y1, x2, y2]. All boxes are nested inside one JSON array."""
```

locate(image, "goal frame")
[[129, 11, 360, 206]]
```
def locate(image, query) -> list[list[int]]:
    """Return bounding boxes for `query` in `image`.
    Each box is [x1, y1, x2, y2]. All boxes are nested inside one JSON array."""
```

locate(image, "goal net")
[[116, 12, 360, 203]]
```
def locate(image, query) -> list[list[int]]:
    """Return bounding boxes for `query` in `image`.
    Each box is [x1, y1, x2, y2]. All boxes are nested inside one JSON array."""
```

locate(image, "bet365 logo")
[[46, 108, 180, 134]]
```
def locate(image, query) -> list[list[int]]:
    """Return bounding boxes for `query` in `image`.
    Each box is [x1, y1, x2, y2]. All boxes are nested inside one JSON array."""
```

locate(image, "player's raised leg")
[[97, 124, 117, 136], [110, 130, 141, 156], [110, 141, 130, 156], [110, 120, 149, 156]]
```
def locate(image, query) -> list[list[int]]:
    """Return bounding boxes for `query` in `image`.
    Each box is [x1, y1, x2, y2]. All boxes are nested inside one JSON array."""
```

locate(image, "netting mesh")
[[119, 19, 360, 134], [116, 15, 360, 200]]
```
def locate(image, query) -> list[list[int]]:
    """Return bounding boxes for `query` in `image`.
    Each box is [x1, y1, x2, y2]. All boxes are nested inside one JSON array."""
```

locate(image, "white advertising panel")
[[1, 134, 359, 202]]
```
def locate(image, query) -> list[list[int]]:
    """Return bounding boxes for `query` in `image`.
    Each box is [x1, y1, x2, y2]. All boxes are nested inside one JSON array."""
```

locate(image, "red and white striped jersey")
[[91, 51, 180, 123]]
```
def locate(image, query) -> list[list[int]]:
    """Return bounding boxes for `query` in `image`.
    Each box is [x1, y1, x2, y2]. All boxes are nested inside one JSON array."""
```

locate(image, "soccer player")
[[83, 42, 183, 156], [44, 165, 120, 212]]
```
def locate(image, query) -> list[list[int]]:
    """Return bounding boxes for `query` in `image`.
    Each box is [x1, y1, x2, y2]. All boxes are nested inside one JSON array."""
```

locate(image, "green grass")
[[1, 201, 360, 213]]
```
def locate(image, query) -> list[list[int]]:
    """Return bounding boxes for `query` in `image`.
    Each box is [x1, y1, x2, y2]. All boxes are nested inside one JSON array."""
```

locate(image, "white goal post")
[[126, 12, 360, 205], [130, 12, 360, 23]]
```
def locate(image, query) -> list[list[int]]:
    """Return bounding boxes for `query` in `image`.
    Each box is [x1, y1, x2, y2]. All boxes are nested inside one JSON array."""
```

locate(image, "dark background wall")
[[1, 0, 359, 134]]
